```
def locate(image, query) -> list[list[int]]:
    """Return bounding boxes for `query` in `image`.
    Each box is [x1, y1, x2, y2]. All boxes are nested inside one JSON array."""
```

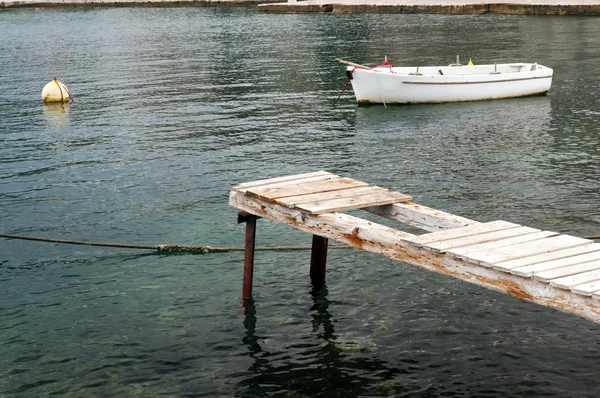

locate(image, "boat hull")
[[348, 63, 553, 104]]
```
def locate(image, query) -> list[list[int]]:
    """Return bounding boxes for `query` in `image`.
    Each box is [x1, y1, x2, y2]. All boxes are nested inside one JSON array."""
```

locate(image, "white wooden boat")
[[339, 58, 553, 105]]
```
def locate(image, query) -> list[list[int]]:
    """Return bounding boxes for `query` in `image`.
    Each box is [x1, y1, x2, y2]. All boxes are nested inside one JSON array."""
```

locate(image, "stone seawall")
[[0, 0, 277, 8], [259, 1, 600, 15]]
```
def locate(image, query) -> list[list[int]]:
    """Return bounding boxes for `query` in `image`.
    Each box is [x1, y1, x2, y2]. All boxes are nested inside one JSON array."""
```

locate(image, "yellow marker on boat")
[[467, 58, 474, 66], [42, 78, 73, 103]]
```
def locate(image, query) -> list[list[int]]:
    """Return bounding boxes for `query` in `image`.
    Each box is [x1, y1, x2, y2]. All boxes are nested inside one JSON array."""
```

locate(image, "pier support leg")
[[239, 212, 258, 301], [310, 235, 328, 285]]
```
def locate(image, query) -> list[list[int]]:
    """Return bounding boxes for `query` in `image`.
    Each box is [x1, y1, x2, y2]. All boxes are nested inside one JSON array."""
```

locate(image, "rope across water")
[[2, 233, 598, 253], [0, 233, 351, 253]]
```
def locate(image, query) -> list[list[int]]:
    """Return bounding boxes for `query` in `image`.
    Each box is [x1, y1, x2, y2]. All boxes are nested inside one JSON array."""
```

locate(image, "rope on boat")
[[333, 57, 396, 106], [333, 67, 355, 106], [583, 235, 600, 240], [375, 73, 387, 109], [0, 233, 351, 254]]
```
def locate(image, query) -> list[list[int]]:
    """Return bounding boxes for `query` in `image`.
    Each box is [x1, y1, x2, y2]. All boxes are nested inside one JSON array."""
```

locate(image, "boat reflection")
[[353, 96, 552, 143], [350, 96, 554, 185]]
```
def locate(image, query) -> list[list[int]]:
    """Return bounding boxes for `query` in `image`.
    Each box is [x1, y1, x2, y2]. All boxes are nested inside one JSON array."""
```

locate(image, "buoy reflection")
[[43, 102, 70, 126]]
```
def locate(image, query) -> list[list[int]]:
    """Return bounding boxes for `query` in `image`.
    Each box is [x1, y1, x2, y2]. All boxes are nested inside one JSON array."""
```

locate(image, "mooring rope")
[[333, 67, 355, 106], [2, 232, 597, 254], [0, 233, 350, 254]]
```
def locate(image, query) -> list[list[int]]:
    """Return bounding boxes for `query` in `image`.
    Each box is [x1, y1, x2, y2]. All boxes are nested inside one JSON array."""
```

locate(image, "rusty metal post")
[[310, 235, 328, 284], [239, 212, 258, 300]]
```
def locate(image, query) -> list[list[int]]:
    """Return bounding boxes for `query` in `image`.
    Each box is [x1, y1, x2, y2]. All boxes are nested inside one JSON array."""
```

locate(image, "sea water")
[[1, 8, 600, 396]]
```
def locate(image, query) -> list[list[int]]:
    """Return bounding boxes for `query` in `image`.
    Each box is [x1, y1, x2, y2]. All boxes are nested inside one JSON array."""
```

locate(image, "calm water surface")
[[1, 8, 600, 397]]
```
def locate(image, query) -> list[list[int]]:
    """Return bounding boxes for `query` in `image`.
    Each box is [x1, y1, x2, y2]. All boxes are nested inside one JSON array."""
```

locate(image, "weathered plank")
[[233, 170, 334, 191], [425, 226, 540, 253], [246, 177, 369, 201], [534, 261, 600, 282], [550, 269, 600, 290], [456, 234, 590, 266], [238, 174, 341, 194], [365, 202, 478, 232], [448, 231, 558, 261], [507, 246, 600, 277], [296, 191, 412, 215], [230, 190, 415, 248], [572, 280, 600, 296], [493, 243, 600, 273], [403, 220, 519, 247], [275, 186, 388, 208]]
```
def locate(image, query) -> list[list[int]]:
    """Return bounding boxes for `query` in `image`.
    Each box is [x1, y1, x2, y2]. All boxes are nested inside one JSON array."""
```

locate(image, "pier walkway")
[[231, 171, 600, 324], [1, 0, 599, 14]]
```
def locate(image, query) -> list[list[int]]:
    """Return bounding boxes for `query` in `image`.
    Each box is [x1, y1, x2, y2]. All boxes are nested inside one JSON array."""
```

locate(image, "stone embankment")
[[0, 0, 277, 7], [259, 0, 600, 15], [1, 0, 599, 15]]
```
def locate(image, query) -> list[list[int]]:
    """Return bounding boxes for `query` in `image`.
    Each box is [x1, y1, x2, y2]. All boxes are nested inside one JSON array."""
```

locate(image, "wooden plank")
[[425, 226, 540, 253], [507, 246, 600, 277], [296, 191, 413, 215], [233, 171, 335, 191], [365, 202, 478, 232], [550, 269, 600, 290], [231, 187, 416, 248], [246, 177, 369, 201], [275, 186, 389, 208], [240, 174, 341, 194], [459, 234, 591, 266], [572, 280, 600, 296], [403, 220, 519, 247], [493, 243, 600, 273], [448, 231, 558, 262], [230, 189, 600, 325], [534, 260, 600, 282], [237, 174, 340, 194]]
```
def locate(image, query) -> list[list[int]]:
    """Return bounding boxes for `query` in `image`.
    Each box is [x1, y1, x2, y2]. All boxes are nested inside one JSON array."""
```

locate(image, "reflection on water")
[[43, 102, 70, 126], [351, 97, 559, 229], [354, 96, 553, 147], [239, 284, 409, 397]]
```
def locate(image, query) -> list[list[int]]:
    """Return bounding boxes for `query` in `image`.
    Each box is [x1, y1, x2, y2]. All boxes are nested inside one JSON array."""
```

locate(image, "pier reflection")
[[238, 284, 403, 397]]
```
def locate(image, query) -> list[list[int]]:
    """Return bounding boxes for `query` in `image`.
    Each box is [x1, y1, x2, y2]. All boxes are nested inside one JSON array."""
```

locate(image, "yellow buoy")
[[467, 58, 474, 66], [42, 78, 73, 103]]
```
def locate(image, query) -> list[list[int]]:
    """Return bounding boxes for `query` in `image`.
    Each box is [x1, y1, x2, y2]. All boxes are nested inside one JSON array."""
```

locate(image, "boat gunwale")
[[349, 64, 553, 85], [400, 75, 553, 85], [348, 63, 550, 72]]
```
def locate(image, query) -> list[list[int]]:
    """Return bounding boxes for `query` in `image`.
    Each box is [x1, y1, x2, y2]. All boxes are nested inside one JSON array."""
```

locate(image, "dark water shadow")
[[236, 283, 413, 397]]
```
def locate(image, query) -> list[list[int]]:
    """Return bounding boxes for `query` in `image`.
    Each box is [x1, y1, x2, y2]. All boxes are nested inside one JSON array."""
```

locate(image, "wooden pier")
[[231, 171, 600, 324]]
